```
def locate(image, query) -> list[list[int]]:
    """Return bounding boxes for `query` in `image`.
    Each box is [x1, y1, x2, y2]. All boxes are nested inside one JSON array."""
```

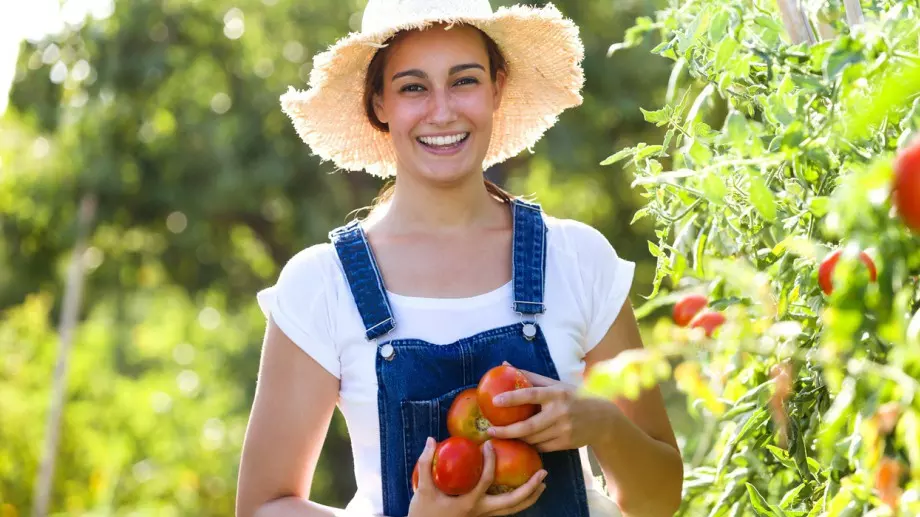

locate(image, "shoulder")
[[544, 215, 619, 258], [275, 242, 343, 292]]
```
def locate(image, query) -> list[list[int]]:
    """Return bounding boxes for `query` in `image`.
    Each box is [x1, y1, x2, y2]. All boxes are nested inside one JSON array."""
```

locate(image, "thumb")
[[414, 437, 437, 492], [471, 440, 496, 497]]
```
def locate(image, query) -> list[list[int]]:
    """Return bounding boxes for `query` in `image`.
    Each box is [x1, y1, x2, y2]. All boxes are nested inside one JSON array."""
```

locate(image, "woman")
[[236, 1, 684, 516]]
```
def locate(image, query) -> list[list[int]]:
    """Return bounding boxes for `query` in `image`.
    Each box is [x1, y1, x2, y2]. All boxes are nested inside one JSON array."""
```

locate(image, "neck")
[[377, 172, 506, 233]]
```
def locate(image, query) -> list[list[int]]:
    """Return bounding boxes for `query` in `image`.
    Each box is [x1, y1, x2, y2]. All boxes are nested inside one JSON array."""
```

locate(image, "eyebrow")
[[391, 63, 486, 82]]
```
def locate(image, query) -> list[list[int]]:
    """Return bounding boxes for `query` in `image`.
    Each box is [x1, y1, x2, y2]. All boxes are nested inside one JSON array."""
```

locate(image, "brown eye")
[[454, 77, 479, 87], [400, 84, 426, 93]]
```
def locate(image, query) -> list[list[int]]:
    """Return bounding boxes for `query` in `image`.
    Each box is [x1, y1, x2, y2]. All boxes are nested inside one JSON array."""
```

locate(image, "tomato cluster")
[[672, 294, 726, 337], [412, 365, 544, 496]]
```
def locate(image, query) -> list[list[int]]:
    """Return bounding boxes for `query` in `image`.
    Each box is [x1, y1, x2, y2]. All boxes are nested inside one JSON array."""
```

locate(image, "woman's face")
[[373, 25, 505, 185]]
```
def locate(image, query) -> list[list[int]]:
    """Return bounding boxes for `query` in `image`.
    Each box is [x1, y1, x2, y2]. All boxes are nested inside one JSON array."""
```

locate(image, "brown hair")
[[363, 25, 514, 207]]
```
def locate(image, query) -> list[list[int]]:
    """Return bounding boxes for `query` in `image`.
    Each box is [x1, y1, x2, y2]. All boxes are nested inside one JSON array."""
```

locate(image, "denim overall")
[[330, 199, 590, 517]]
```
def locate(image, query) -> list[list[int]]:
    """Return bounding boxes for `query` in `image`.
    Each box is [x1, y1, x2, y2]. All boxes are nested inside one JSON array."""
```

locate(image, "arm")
[[236, 318, 370, 517], [584, 300, 683, 517]]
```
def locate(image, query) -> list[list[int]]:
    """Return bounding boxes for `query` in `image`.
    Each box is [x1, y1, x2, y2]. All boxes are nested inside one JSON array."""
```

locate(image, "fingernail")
[[487, 427, 496, 437], [539, 470, 548, 481], [503, 361, 510, 366], [484, 441, 493, 452], [426, 437, 434, 448], [493, 395, 504, 406]]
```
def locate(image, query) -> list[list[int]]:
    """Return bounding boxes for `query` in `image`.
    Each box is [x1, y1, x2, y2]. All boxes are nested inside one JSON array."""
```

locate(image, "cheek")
[[384, 97, 426, 136]]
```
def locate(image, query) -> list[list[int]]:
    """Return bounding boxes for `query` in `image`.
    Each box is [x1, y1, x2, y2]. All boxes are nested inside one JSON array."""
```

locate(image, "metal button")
[[379, 344, 395, 360], [522, 323, 537, 340]]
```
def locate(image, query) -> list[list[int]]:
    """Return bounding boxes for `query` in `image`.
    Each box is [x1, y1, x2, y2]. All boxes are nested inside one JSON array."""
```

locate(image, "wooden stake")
[[776, 0, 817, 44], [32, 193, 97, 517], [843, 0, 865, 27]]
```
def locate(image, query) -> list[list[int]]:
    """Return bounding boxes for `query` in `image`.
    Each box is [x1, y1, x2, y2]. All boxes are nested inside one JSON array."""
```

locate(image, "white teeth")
[[418, 133, 468, 146]]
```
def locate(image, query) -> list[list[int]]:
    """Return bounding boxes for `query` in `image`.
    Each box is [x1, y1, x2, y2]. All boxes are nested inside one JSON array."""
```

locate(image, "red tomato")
[[673, 294, 708, 327], [411, 437, 483, 496], [487, 439, 543, 494], [817, 249, 877, 295], [893, 137, 920, 233], [447, 388, 491, 444], [477, 366, 538, 427], [689, 310, 726, 338]]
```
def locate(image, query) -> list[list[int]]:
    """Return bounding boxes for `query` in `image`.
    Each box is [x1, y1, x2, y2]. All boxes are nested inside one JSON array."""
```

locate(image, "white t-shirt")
[[256, 216, 634, 516]]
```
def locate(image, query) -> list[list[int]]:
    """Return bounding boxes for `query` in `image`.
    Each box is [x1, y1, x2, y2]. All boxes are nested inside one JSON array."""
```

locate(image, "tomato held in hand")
[[893, 137, 920, 234], [817, 249, 877, 295], [412, 437, 484, 495], [477, 365, 538, 427], [689, 310, 726, 338], [447, 388, 491, 444], [673, 294, 708, 327], [488, 439, 543, 495]]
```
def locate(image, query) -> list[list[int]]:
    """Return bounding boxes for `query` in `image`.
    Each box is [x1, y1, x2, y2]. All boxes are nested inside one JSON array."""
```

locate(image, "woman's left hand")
[[486, 363, 612, 453]]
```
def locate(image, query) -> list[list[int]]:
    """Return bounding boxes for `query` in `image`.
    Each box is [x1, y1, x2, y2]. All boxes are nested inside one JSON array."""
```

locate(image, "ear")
[[492, 69, 507, 111], [373, 92, 389, 124]]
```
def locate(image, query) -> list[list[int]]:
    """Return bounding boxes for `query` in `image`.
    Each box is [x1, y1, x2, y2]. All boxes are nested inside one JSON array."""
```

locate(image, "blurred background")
[[0, 0, 684, 515]]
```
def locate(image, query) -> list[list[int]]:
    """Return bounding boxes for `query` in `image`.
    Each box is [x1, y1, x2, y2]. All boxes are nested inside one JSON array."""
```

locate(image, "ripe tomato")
[[893, 137, 920, 233], [689, 310, 726, 338], [411, 437, 483, 495], [447, 388, 491, 444], [817, 249, 877, 295], [673, 294, 708, 327], [477, 365, 538, 427], [875, 456, 903, 510], [487, 439, 543, 494]]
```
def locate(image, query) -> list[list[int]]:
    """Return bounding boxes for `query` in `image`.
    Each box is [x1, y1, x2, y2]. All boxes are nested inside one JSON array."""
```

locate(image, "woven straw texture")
[[279, 0, 585, 178]]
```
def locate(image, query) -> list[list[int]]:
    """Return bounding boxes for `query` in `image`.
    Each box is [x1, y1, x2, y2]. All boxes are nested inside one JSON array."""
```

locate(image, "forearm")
[[253, 497, 389, 517], [588, 400, 683, 517]]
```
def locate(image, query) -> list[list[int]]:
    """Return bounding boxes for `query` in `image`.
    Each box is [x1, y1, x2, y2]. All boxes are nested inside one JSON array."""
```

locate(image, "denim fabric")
[[330, 199, 590, 517]]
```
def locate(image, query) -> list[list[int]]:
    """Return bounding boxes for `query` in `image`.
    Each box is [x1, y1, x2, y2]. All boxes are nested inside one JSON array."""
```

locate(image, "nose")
[[426, 87, 457, 126]]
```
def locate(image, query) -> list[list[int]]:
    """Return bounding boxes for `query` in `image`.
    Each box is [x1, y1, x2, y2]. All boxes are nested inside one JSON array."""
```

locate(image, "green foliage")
[[588, 0, 920, 514]]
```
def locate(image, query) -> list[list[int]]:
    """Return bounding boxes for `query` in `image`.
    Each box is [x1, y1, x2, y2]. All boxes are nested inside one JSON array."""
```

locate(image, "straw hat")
[[279, 0, 585, 178]]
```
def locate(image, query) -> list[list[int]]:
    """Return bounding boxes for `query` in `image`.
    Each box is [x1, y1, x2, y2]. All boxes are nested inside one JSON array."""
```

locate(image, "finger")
[[481, 469, 547, 514], [471, 440, 496, 497], [415, 437, 437, 491], [492, 386, 553, 407], [534, 437, 569, 453], [490, 483, 547, 516], [488, 410, 554, 440], [518, 368, 559, 387], [517, 424, 559, 446]]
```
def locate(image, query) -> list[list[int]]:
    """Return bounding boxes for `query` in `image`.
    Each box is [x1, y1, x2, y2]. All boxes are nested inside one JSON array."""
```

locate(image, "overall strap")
[[511, 199, 548, 316], [329, 221, 396, 341]]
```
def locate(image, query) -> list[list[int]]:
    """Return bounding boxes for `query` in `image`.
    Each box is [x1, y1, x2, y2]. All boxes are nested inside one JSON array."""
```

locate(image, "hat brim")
[[280, 3, 585, 178]]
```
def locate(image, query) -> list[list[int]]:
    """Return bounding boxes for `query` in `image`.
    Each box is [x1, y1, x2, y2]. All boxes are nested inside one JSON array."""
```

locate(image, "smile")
[[417, 132, 470, 154]]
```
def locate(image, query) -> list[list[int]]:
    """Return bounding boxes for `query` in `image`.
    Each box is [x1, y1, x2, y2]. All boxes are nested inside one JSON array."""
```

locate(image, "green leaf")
[[689, 139, 714, 165], [715, 37, 740, 72], [779, 484, 806, 509], [702, 172, 728, 205], [635, 144, 664, 161], [708, 10, 731, 42], [808, 197, 830, 217], [746, 483, 782, 517], [641, 107, 671, 126], [600, 146, 637, 166], [749, 175, 777, 222]]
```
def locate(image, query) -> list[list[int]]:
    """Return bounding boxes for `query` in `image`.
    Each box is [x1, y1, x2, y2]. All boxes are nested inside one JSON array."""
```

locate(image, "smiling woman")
[[236, 1, 684, 517], [363, 25, 513, 204]]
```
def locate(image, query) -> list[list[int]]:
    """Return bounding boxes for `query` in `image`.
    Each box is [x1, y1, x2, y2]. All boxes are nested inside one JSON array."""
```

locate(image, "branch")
[[32, 193, 97, 517]]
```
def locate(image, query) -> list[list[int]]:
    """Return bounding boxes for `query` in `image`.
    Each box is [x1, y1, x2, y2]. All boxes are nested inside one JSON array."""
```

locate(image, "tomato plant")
[[477, 365, 538, 427], [690, 310, 727, 338], [584, 0, 920, 515]]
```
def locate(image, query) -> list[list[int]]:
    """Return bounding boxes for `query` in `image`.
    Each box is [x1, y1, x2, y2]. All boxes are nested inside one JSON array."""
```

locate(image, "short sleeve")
[[256, 243, 341, 378], [566, 222, 636, 352]]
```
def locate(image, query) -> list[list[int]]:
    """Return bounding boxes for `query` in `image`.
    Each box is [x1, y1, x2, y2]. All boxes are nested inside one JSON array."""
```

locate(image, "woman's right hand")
[[407, 437, 547, 517]]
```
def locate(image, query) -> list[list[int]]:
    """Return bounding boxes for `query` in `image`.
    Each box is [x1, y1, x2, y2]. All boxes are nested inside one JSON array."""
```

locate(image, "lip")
[[416, 132, 470, 157]]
